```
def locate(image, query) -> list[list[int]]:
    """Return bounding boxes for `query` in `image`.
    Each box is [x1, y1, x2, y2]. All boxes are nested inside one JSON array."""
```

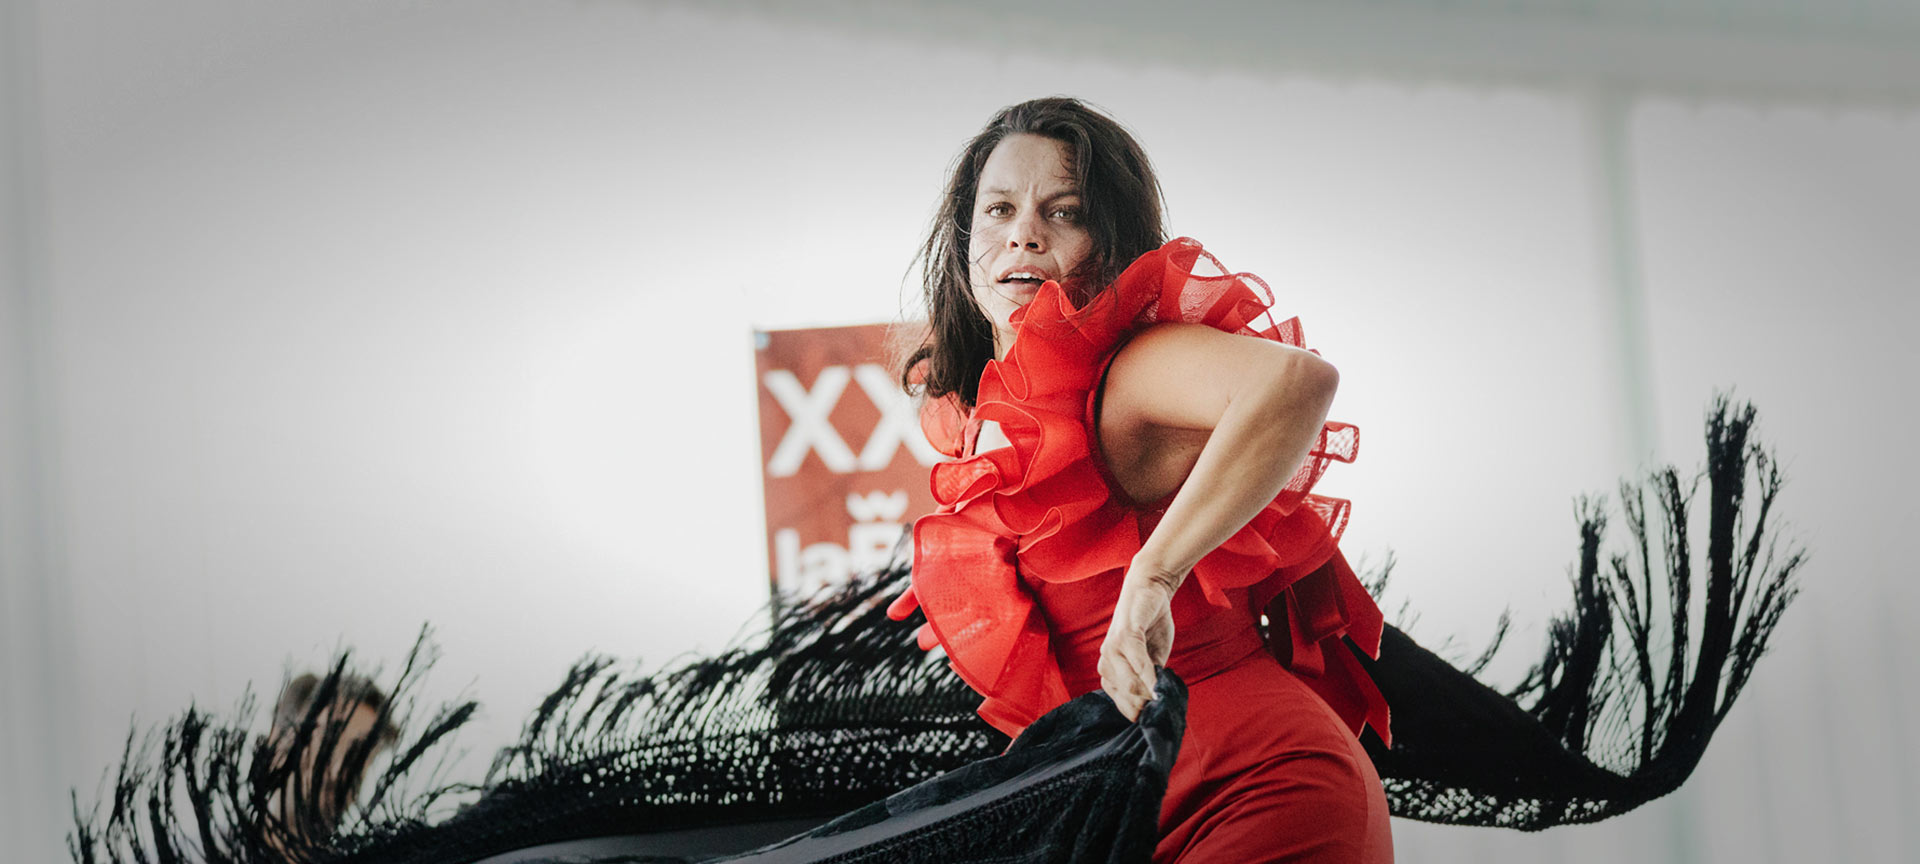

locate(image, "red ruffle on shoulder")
[[910, 237, 1387, 744]]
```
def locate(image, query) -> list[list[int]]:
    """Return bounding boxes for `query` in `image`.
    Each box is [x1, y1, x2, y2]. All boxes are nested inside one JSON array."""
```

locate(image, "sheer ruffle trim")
[[910, 237, 1386, 742]]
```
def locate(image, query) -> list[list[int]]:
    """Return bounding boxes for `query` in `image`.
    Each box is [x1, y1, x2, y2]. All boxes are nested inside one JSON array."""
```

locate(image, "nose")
[[1005, 209, 1047, 252]]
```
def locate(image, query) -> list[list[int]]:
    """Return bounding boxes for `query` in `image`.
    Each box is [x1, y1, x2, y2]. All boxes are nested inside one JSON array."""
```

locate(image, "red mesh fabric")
[[907, 237, 1386, 743]]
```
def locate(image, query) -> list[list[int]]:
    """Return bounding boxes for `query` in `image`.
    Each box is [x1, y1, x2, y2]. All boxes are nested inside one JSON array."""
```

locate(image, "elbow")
[[1296, 351, 1340, 404], [1236, 348, 1338, 427], [1277, 349, 1339, 414], [1219, 343, 1340, 423]]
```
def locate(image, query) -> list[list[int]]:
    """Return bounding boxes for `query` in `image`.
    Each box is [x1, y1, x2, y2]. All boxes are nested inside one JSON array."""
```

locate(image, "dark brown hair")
[[902, 97, 1166, 407], [273, 671, 402, 749]]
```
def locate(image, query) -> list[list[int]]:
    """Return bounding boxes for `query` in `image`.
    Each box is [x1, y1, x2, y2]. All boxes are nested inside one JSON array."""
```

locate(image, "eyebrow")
[[980, 186, 1082, 198]]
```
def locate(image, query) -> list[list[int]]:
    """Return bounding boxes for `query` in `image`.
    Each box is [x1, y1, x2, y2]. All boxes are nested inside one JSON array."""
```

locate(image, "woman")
[[893, 97, 1394, 862]]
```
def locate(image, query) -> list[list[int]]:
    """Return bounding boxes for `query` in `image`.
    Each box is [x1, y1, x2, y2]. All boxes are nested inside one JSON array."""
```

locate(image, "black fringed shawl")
[[69, 398, 1804, 863], [1363, 397, 1803, 829]]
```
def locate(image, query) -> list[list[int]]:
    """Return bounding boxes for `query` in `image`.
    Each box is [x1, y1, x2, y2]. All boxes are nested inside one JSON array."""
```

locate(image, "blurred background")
[[3, 1, 1915, 861]]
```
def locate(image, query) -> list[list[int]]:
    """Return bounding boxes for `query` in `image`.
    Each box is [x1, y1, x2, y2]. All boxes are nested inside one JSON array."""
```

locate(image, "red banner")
[[754, 324, 942, 598]]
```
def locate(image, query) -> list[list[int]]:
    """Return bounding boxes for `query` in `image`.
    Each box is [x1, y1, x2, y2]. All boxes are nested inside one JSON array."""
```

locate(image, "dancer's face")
[[967, 134, 1094, 358]]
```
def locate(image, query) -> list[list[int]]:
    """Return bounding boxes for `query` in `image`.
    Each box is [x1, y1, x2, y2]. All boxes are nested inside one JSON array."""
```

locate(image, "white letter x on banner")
[[853, 363, 944, 469], [764, 366, 858, 477]]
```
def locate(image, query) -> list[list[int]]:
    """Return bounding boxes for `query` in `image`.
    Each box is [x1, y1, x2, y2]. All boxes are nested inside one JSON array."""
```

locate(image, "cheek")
[[1064, 234, 1096, 274], [967, 247, 1002, 291], [966, 223, 1000, 268]]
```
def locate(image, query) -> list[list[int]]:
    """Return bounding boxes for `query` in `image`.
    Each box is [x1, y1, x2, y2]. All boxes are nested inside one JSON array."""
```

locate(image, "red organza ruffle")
[[910, 237, 1387, 743]]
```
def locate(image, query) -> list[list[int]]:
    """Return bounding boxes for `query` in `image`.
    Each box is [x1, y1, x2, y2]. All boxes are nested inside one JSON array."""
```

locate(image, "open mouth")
[[997, 269, 1051, 288]]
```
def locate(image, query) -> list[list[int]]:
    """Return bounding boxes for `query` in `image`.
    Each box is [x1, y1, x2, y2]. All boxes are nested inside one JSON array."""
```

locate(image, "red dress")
[[903, 238, 1393, 863]]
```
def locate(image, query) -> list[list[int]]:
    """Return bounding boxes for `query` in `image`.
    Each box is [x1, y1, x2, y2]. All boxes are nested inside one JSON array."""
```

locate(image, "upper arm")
[[1099, 323, 1338, 437]]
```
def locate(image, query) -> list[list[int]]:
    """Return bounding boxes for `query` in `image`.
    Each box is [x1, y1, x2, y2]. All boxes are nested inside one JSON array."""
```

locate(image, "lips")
[[996, 264, 1055, 286]]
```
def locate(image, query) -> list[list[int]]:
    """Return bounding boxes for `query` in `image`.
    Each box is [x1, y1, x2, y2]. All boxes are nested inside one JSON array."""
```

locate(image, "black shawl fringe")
[[1363, 395, 1805, 828], [69, 631, 478, 864], [69, 396, 1803, 860]]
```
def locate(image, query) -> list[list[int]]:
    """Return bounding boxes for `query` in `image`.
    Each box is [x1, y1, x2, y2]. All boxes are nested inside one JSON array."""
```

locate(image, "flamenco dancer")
[[894, 96, 1391, 861], [71, 99, 1805, 864]]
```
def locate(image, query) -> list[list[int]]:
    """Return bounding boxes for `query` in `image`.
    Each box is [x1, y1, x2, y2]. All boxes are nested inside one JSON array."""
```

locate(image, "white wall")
[[4, 2, 1915, 861], [1629, 101, 1920, 863], [3, 0, 77, 855]]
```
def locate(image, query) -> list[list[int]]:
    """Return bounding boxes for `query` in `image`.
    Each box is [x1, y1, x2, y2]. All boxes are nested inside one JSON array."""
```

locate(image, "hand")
[[1098, 565, 1177, 722], [886, 583, 940, 650]]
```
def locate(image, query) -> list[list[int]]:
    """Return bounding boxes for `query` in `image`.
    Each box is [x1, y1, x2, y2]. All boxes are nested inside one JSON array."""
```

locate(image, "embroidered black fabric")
[[69, 398, 1803, 862], [442, 670, 1183, 864]]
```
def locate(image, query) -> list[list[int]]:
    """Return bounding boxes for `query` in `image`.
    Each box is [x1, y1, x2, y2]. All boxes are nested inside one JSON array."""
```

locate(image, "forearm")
[[1129, 352, 1337, 589]]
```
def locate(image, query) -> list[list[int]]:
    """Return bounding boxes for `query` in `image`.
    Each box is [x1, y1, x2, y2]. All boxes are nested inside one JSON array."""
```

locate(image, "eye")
[[983, 202, 1013, 218], [1050, 206, 1081, 222]]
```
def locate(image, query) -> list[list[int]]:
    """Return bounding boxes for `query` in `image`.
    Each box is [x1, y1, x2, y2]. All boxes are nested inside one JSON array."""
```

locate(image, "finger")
[[1121, 642, 1155, 703], [1104, 663, 1147, 718], [1113, 679, 1136, 718], [1102, 679, 1136, 721], [1148, 619, 1174, 666], [1102, 633, 1157, 714], [885, 586, 920, 621], [915, 623, 938, 650], [1110, 667, 1148, 713]]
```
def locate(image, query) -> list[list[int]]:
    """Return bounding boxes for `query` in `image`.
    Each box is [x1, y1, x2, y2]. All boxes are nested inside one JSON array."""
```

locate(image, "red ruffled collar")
[[909, 238, 1386, 743]]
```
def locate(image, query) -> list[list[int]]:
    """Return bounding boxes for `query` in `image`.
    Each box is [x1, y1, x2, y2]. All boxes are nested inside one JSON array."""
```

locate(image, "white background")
[[4, 2, 1916, 861]]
